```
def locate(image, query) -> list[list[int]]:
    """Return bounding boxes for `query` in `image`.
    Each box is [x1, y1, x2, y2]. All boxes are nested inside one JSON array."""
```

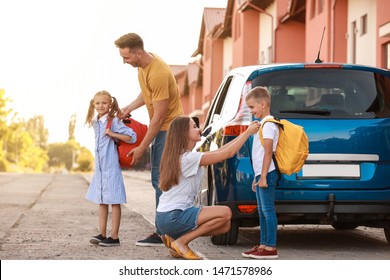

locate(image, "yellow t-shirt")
[[138, 53, 184, 131]]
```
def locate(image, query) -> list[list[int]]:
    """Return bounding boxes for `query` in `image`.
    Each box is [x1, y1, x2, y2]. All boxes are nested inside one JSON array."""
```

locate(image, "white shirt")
[[157, 151, 204, 212], [252, 115, 279, 177]]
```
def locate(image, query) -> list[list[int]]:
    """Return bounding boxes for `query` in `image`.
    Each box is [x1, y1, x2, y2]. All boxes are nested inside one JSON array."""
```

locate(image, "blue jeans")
[[150, 131, 166, 209], [255, 170, 278, 247]]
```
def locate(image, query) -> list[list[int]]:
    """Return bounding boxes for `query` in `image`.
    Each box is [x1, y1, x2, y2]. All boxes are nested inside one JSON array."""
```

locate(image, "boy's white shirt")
[[252, 115, 280, 177]]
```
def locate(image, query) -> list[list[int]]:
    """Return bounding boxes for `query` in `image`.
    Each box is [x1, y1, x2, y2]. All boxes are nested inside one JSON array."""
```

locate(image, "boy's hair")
[[114, 33, 144, 50], [85, 90, 122, 127], [159, 116, 191, 192], [246, 86, 271, 106]]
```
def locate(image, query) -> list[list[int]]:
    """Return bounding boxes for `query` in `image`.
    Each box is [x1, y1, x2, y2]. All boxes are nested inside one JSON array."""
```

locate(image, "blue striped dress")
[[86, 114, 137, 204]]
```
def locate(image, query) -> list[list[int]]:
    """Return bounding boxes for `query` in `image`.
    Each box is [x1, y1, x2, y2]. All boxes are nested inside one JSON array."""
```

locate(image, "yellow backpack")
[[259, 118, 309, 175]]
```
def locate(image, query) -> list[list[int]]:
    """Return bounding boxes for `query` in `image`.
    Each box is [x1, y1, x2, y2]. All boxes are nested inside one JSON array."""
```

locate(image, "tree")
[[0, 89, 12, 171], [4, 120, 48, 172], [25, 115, 49, 149], [47, 115, 93, 172], [68, 113, 76, 140], [48, 142, 73, 170], [76, 147, 94, 172]]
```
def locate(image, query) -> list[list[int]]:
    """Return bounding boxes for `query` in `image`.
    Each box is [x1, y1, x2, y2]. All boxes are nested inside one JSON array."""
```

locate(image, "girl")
[[85, 90, 137, 247], [156, 116, 260, 260]]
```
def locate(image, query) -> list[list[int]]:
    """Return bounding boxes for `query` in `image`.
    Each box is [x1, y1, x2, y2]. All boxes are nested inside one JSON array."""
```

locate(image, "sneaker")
[[250, 248, 278, 259], [135, 232, 164, 247], [242, 246, 261, 258], [98, 237, 120, 247], [90, 234, 106, 245]]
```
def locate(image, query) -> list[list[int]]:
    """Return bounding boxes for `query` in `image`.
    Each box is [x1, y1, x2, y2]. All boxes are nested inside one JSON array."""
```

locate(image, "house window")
[[268, 46, 272, 64], [311, 0, 316, 19], [318, 0, 324, 14], [360, 14, 367, 36]]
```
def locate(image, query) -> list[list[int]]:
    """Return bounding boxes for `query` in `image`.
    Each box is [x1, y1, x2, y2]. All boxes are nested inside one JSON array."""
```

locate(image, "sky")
[[0, 0, 227, 152]]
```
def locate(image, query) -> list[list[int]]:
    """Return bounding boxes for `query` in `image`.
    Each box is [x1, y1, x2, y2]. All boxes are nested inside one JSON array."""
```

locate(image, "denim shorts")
[[156, 206, 202, 240]]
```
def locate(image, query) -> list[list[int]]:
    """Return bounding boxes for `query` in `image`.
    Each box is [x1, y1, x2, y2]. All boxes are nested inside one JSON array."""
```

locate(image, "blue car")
[[196, 63, 390, 245]]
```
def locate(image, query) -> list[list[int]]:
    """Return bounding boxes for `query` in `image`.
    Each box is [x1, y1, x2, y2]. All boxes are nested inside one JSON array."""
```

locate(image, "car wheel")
[[332, 222, 358, 230], [384, 227, 390, 244], [210, 219, 239, 245]]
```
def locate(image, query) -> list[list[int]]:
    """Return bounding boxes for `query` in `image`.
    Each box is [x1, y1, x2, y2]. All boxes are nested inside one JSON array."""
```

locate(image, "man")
[[115, 33, 184, 246]]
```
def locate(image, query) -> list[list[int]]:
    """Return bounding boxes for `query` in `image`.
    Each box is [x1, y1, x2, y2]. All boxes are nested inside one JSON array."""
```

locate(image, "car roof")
[[227, 63, 390, 82]]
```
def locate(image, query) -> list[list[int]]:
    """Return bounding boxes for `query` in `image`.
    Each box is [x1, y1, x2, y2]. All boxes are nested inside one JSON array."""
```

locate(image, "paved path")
[[0, 172, 168, 260], [1, 172, 389, 261]]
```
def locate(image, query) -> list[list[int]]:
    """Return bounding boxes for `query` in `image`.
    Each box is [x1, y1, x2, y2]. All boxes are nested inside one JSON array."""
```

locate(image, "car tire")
[[384, 227, 390, 244], [210, 219, 239, 245], [331, 222, 358, 230]]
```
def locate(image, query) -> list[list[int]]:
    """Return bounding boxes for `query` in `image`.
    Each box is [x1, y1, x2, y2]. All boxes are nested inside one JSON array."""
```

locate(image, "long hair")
[[159, 116, 191, 192], [85, 90, 123, 127]]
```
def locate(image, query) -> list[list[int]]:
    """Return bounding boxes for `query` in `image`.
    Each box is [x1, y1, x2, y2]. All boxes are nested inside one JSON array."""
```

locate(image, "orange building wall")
[[305, 0, 330, 62], [180, 94, 189, 115], [306, 0, 348, 63], [274, 0, 305, 62], [332, 0, 348, 63], [275, 22, 306, 62], [232, 6, 260, 67], [202, 37, 224, 105]]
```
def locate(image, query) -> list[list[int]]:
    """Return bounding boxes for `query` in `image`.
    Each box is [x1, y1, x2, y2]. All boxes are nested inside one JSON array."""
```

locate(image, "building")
[[173, 0, 390, 126]]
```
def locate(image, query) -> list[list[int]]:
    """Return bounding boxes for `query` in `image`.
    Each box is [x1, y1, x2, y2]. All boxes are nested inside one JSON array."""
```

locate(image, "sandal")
[[170, 242, 202, 260], [161, 235, 182, 258]]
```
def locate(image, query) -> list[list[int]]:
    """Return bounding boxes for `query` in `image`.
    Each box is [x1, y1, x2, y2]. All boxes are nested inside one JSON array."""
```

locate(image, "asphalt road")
[[121, 171, 390, 260], [0, 171, 389, 260]]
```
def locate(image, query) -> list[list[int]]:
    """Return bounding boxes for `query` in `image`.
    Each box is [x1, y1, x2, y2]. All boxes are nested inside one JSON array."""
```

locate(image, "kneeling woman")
[[156, 116, 260, 260]]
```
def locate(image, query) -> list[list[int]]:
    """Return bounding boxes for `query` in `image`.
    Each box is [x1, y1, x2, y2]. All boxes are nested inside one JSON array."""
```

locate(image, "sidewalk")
[[0, 172, 169, 260], [82, 170, 156, 225]]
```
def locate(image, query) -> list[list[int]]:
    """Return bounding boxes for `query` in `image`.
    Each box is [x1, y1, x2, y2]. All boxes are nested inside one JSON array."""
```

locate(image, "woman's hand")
[[245, 121, 260, 135]]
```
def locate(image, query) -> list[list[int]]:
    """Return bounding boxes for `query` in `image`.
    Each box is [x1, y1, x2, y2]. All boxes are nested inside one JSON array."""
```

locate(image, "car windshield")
[[251, 69, 390, 119]]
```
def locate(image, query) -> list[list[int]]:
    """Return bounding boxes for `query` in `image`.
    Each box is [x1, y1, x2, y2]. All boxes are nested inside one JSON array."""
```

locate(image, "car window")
[[219, 74, 247, 122], [204, 76, 233, 127], [252, 69, 390, 119]]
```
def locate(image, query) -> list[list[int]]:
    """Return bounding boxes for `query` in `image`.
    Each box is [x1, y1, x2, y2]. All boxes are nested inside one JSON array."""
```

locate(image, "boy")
[[242, 86, 280, 259]]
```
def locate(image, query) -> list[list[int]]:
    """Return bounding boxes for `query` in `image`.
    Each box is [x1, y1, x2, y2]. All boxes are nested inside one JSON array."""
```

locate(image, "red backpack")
[[106, 116, 148, 169]]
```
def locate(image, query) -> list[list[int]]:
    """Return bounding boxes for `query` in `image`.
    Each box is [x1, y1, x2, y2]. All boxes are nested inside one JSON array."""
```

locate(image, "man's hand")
[[127, 146, 145, 165], [121, 104, 132, 118]]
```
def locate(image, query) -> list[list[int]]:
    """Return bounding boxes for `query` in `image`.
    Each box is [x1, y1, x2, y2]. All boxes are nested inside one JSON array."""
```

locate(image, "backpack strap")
[[106, 118, 113, 130], [258, 117, 282, 182], [105, 118, 117, 143], [258, 117, 283, 146]]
